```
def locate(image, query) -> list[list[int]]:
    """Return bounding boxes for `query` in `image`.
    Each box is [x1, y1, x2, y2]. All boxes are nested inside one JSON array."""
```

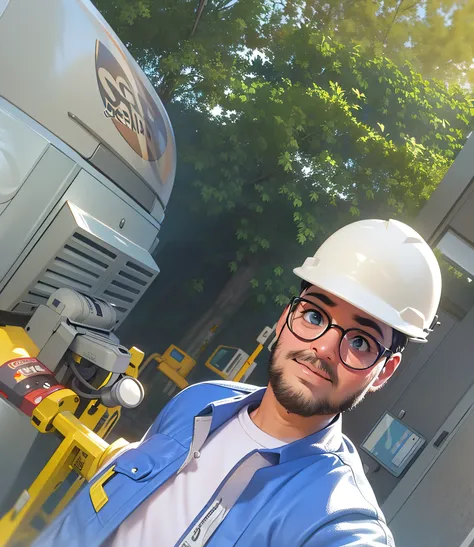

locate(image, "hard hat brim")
[[293, 266, 427, 342]]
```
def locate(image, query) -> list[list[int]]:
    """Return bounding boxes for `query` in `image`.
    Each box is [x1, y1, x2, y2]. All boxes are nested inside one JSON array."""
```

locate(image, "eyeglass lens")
[[288, 299, 382, 369]]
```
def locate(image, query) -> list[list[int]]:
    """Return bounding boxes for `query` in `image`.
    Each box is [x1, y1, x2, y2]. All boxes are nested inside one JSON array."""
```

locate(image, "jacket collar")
[[196, 386, 343, 463]]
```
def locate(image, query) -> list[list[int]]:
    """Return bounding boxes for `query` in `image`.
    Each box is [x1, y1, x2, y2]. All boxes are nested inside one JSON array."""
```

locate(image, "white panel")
[[363, 414, 394, 451], [0, 146, 76, 284], [63, 170, 159, 250], [257, 325, 276, 345], [0, 0, 10, 18], [437, 230, 474, 278], [226, 350, 249, 378], [0, 109, 48, 203], [391, 436, 423, 467]]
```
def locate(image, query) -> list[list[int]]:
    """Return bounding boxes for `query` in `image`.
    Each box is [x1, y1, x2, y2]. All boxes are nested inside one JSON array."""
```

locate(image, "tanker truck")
[[0, 0, 176, 542]]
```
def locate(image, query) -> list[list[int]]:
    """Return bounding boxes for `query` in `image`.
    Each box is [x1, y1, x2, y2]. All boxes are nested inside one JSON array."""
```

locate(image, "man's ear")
[[369, 353, 402, 392]]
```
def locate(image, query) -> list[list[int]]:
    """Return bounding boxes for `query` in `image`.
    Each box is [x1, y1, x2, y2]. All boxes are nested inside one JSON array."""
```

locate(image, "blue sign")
[[170, 348, 185, 363], [361, 413, 425, 477]]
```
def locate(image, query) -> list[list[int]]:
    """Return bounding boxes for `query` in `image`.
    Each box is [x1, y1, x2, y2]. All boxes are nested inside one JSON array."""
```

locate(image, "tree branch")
[[190, 0, 208, 38], [383, 0, 405, 47], [401, 0, 422, 13]]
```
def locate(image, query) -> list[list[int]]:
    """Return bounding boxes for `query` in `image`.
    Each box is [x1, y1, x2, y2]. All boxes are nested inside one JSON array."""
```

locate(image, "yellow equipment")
[[0, 324, 144, 545], [204, 324, 277, 383], [205, 345, 253, 380], [143, 345, 196, 390], [233, 344, 265, 383], [149, 323, 278, 392]]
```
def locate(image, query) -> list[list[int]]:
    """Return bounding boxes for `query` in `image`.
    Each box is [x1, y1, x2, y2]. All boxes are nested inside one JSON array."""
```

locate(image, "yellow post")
[[125, 347, 145, 378], [0, 412, 128, 546], [233, 343, 264, 383]]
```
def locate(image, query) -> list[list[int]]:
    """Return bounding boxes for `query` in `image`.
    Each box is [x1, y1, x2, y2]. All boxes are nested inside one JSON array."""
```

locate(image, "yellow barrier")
[[142, 345, 196, 391]]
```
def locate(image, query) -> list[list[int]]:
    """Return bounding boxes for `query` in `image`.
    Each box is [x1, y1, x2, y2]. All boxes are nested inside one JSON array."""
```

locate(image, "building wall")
[[342, 132, 474, 505]]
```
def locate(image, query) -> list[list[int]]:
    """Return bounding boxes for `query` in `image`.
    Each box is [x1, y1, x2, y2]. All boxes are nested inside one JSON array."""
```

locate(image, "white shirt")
[[109, 405, 285, 547]]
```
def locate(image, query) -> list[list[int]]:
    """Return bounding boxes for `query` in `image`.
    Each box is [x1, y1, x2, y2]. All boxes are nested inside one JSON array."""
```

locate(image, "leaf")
[[274, 266, 283, 276], [377, 122, 385, 133], [275, 294, 289, 306], [297, 233, 307, 245], [293, 197, 302, 207], [289, 137, 299, 149], [236, 228, 248, 240], [229, 261, 238, 273], [235, 17, 247, 30], [250, 278, 259, 289], [190, 279, 204, 293]]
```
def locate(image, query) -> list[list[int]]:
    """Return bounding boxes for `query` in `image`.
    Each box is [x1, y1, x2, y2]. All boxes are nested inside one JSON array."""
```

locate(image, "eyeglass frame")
[[285, 296, 394, 371]]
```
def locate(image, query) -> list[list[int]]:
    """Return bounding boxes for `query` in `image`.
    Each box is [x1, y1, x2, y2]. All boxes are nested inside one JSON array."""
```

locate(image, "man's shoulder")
[[301, 438, 387, 524], [146, 381, 261, 438], [281, 454, 390, 541]]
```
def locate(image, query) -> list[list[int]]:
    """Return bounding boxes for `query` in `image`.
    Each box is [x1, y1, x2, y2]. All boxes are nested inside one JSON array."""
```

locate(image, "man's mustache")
[[287, 350, 338, 385]]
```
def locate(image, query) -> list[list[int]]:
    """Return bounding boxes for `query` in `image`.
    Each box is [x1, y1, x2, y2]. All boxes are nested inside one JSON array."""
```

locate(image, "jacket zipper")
[[174, 449, 263, 547]]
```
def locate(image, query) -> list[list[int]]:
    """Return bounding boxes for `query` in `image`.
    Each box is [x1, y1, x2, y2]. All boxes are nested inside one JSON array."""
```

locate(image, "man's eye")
[[303, 310, 324, 326], [350, 336, 370, 352]]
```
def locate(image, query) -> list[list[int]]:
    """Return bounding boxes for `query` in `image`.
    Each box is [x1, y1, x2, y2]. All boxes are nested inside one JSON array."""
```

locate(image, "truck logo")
[[95, 41, 168, 162]]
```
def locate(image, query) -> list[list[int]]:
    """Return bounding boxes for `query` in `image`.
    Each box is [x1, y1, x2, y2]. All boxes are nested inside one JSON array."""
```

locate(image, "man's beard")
[[267, 340, 373, 418]]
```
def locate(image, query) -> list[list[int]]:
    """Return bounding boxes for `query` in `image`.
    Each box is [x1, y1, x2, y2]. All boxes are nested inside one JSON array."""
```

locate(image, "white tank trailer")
[[0, 0, 176, 512]]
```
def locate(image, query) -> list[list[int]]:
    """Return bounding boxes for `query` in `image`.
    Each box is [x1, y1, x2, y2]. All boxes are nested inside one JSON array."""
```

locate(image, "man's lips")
[[294, 359, 332, 382]]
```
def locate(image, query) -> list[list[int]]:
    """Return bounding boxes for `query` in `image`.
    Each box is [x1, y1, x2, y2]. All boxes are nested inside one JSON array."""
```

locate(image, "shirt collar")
[[196, 386, 343, 463]]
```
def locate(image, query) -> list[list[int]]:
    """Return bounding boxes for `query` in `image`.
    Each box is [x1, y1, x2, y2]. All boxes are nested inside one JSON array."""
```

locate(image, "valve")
[[100, 376, 144, 409]]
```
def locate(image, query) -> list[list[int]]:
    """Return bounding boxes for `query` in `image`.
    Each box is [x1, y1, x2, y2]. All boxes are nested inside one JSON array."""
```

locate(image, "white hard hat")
[[293, 219, 442, 342]]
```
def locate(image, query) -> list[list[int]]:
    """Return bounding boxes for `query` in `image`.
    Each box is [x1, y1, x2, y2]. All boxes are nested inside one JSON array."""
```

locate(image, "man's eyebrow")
[[305, 292, 337, 307], [353, 314, 384, 340]]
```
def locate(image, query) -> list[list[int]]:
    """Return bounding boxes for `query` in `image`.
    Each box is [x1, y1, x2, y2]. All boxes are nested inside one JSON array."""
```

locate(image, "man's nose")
[[309, 327, 340, 363]]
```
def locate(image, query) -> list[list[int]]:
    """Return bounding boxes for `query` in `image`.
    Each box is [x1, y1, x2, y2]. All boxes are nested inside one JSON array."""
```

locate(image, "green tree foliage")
[[96, 0, 474, 93], [93, 0, 274, 102], [94, 0, 474, 311], [286, 0, 474, 86], [181, 27, 473, 304]]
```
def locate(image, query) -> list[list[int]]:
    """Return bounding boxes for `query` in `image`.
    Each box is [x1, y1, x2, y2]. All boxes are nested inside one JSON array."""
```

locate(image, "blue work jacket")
[[33, 381, 395, 546]]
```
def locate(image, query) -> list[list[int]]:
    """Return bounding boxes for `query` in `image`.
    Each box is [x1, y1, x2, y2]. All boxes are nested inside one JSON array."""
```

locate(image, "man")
[[35, 218, 442, 547]]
